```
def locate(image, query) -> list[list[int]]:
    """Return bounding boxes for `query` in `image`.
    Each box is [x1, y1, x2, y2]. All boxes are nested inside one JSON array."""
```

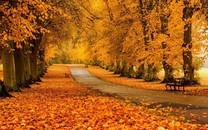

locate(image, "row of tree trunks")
[[2, 41, 20, 92], [101, 0, 201, 83], [92, 1, 198, 84], [0, 34, 47, 97], [1, 45, 37, 91], [100, 60, 156, 81]]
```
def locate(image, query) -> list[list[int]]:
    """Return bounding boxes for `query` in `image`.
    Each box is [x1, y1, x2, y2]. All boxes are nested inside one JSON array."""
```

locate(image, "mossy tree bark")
[[38, 49, 46, 77], [127, 65, 134, 78], [30, 34, 43, 82], [136, 64, 145, 79], [144, 64, 159, 81], [114, 60, 122, 74], [14, 48, 30, 88], [2, 41, 20, 91], [24, 52, 32, 84], [38, 38, 48, 78], [107, 62, 115, 72], [30, 52, 39, 82], [120, 61, 128, 77]]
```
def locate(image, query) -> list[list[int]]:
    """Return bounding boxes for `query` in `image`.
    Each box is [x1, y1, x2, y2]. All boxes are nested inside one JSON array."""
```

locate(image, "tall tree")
[[14, 46, 30, 88], [159, 0, 174, 82], [138, 0, 159, 81], [182, 0, 195, 84]]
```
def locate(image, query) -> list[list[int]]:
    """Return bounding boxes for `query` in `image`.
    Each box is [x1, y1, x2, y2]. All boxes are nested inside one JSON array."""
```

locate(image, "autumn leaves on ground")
[[0, 65, 207, 129]]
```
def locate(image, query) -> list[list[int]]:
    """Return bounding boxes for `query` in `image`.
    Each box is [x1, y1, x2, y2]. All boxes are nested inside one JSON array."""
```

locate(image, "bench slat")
[[165, 78, 185, 91]]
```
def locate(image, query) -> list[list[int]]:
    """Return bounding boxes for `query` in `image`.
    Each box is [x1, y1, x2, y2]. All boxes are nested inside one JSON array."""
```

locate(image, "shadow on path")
[[69, 65, 208, 124]]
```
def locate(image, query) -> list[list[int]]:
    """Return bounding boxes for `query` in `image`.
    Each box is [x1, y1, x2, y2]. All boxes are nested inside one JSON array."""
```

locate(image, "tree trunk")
[[120, 61, 128, 77], [29, 34, 43, 82], [30, 52, 41, 82], [160, 0, 174, 83], [14, 48, 30, 88], [22, 44, 33, 84], [38, 50, 46, 77], [127, 65, 134, 78], [144, 64, 159, 81], [114, 60, 121, 74], [162, 61, 174, 83], [138, 0, 158, 81], [182, 1, 195, 84], [2, 42, 20, 91], [24, 53, 32, 84], [0, 81, 12, 97], [108, 62, 114, 72], [136, 64, 145, 79]]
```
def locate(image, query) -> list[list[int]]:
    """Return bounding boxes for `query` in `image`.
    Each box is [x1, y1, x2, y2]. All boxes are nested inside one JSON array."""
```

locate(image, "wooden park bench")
[[165, 78, 185, 91], [85, 64, 88, 68]]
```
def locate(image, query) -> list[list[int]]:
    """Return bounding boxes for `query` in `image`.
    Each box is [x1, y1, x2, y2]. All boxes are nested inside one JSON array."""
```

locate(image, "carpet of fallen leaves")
[[0, 65, 208, 129], [87, 66, 208, 96]]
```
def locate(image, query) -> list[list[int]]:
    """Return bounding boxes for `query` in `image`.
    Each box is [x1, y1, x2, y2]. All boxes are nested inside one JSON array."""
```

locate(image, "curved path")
[[69, 65, 208, 124]]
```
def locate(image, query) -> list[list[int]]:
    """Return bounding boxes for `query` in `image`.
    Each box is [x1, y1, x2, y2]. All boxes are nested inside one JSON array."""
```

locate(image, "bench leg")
[[174, 85, 177, 91], [166, 85, 172, 91]]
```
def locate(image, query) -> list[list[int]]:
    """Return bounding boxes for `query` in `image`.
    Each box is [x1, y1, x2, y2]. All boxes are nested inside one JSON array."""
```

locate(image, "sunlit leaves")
[[69, 0, 208, 76], [0, 0, 65, 46]]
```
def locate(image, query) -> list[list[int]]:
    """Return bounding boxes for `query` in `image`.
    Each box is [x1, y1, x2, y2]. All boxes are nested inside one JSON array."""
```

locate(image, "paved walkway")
[[69, 65, 208, 124]]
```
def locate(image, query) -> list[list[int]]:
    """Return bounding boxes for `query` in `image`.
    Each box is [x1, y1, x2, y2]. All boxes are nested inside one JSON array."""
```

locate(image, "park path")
[[69, 64, 208, 124]]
